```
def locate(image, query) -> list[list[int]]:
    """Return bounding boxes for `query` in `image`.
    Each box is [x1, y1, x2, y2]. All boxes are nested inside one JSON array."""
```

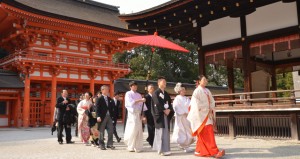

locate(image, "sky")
[[93, 0, 170, 14]]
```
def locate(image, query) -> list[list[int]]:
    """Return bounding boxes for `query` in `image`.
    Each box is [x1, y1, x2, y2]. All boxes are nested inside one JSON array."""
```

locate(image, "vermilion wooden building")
[[120, 0, 300, 140], [0, 0, 139, 127]]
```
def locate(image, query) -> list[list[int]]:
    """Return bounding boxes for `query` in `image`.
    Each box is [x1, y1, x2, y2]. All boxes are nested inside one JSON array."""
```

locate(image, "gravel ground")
[[0, 124, 300, 159]]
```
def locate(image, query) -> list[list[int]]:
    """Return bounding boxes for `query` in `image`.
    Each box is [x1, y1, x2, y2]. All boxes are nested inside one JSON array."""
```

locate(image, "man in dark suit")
[[144, 84, 155, 147], [151, 77, 174, 156], [55, 90, 74, 144], [112, 91, 121, 142], [96, 85, 115, 150]]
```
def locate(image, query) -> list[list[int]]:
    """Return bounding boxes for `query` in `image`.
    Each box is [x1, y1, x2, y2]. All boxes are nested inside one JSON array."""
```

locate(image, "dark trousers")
[[57, 122, 72, 143], [113, 120, 120, 140], [146, 123, 155, 147], [98, 115, 113, 147]]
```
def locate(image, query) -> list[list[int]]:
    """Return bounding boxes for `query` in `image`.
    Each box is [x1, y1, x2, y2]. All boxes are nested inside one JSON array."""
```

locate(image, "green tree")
[[113, 40, 244, 88], [276, 72, 294, 97]]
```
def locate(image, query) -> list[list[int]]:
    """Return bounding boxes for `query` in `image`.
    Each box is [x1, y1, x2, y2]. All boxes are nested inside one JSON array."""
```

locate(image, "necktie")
[[104, 96, 110, 116], [104, 97, 108, 106]]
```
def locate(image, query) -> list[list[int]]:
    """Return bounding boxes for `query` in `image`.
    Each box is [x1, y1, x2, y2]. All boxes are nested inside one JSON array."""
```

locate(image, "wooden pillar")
[[40, 82, 46, 126], [227, 60, 235, 106], [271, 67, 277, 91], [8, 101, 11, 127], [78, 84, 83, 96], [197, 27, 206, 76], [90, 78, 95, 95], [23, 75, 31, 127], [228, 114, 236, 139], [110, 81, 114, 98], [240, 16, 252, 92], [14, 91, 21, 127], [290, 113, 299, 140], [50, 75, 57, 123]]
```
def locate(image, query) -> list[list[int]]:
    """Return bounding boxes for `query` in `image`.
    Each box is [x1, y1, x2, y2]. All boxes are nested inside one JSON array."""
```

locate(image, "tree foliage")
[[276, 72, 294, 97], [114, 40, 296, 92]]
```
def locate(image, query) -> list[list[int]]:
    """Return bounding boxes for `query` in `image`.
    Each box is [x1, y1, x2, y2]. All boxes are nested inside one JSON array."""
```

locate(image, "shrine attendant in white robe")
[[187, 75, 225, 158], [124, 81, 147, 153], [171, 83, 194, 152]]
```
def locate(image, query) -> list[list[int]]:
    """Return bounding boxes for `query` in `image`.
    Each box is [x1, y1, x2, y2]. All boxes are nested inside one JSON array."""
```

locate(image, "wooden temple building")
[[0, 0, 139, 127], [119, 0, 300, 140]]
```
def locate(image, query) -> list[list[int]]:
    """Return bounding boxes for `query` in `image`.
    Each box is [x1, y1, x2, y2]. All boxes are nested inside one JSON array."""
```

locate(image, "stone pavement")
[[0, 124, 300, 159]]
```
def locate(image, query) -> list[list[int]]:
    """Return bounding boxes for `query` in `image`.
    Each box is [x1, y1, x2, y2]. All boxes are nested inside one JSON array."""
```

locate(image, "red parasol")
[[118, 32, 189, 53], [118, 32, 189, 116]]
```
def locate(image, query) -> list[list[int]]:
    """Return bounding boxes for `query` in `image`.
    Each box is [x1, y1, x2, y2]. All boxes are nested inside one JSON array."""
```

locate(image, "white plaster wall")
[[292, 71, 300, 98], [57, 73, 67, 78], [202, 16, 241, 45], [81, 75, 89, 80], [0, 118, 8, 127], [43, 72, 51, 77], [246, 1, 297, 36], [70, 74, 79, 79], [31, 71, 40, 76]]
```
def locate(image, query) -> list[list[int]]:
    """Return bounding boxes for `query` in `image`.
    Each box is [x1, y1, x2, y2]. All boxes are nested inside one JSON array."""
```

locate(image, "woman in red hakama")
[[187, 75, 225, 158]]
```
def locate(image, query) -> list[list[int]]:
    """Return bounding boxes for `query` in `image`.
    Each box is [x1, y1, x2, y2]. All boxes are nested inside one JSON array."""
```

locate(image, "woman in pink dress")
[[77, 92, 93, 145]]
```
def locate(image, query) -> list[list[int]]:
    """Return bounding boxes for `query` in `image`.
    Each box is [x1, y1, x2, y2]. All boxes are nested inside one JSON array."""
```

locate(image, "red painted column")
[[14, 91, 22, 127], [50, 75, 57, 123], [110, 82, 114, 98], [23, 76, 31, 127], [90, 78, 95, 95], [40, 82, 46, 126]]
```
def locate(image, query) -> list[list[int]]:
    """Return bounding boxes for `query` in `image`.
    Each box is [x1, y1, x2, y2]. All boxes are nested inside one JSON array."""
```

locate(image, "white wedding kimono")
[[124, 90, 147, 152], [171, 95, 195, 148], [187, 86, 215, 135]]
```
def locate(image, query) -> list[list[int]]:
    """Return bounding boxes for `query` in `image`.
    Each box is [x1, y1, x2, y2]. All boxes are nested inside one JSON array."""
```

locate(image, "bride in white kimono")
[[171, 83, 195, 152]]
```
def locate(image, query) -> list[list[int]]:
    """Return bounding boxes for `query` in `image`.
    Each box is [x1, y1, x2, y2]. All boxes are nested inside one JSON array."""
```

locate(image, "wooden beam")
[[290, 113, 299, 140], [240, 15, 252, 92], [196, 27, 205, 76], [228, 114, 236, 139], [227, 60, 235, 104]]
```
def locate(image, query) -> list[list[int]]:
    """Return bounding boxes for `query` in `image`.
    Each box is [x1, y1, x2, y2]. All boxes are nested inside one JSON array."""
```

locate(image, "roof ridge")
[[75, 0, 120, 12]]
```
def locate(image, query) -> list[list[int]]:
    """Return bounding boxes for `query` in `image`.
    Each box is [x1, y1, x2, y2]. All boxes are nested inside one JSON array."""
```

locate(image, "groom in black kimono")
[[151, 76, 174, 156]]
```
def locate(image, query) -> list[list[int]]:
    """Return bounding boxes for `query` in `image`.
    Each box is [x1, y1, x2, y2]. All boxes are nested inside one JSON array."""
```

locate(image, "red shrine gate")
[[0, 0, 139, 127]]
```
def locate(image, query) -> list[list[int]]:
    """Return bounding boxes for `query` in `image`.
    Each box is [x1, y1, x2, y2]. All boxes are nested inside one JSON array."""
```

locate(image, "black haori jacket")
[[151, 88, 174, 129], [95, 96, 115, 125], [145, 94, 154, 126], [55, 96, 71, 122]]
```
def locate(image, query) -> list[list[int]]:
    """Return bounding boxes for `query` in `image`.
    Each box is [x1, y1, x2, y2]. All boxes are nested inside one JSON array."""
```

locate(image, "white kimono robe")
[[123, 90, 147, 151], [171, 95, 195, 148], [187, 86, 215, 135]]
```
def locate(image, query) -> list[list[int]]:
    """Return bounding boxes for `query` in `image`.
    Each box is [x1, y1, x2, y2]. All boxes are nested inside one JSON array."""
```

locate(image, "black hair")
[[157, 76, 166, 83], [114, 90, 121, 96], [85, 92, 93, 98], [196, 75, 206, 84]]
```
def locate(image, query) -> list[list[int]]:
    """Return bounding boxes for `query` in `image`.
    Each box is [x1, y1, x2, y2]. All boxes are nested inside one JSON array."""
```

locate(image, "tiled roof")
[[6, 0, 128, 29], [0, 70, 24, 89]]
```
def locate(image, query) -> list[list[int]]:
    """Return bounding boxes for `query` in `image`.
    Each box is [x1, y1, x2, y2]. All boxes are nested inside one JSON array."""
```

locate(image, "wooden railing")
[[0, 51, 129, 70], [213, 89, 300, 107]]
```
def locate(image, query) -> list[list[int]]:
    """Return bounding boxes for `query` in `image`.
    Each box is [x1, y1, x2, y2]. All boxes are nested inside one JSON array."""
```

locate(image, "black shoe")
[[67, 141, 75, 144], [58, 141, 63, 144], [107, 146, 115, 150], [99, 146, 107, 150], [117, 137, 121, 143]]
